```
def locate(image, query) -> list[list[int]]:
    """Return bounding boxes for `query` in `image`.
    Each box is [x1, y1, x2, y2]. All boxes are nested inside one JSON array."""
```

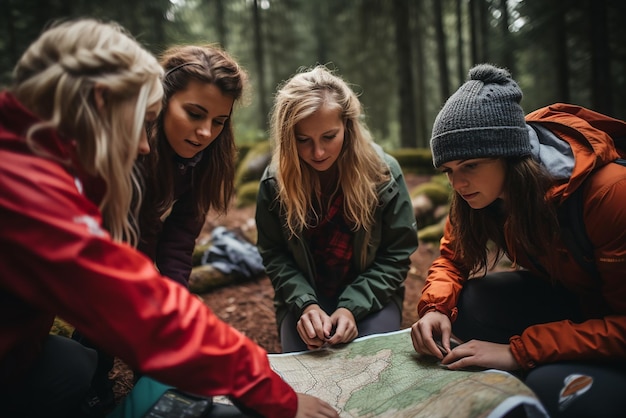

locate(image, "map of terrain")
[[268, 329, 548, 418]]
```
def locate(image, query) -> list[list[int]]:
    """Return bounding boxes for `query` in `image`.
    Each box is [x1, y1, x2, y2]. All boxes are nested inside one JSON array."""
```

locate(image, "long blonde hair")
[[12, 19, 164, 244], [269, 65, 389, 238]]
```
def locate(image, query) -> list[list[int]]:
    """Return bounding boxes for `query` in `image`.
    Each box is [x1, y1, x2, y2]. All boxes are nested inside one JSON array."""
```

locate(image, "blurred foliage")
[[389, 148, 437, 175], [2, 0, 625, 150]]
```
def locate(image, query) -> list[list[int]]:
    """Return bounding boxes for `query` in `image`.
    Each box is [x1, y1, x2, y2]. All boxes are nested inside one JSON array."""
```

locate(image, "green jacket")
[[255, 150, 418, 330]]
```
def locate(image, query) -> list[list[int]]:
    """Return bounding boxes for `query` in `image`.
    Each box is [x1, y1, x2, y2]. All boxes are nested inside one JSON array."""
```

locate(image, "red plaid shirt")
[[304, 192, 357, 298]]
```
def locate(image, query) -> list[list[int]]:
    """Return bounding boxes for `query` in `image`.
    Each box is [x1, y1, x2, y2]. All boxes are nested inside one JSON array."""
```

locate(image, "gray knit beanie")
[[430, 63, 530, 168]]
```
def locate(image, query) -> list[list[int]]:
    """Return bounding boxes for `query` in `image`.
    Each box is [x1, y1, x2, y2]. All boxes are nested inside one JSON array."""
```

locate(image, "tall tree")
[[498, 0, 515, 73], [411, 0, 428, 147], [455, 0, 465, 83], [587, 0, 613, 114], [214, 0, 228, 49], [433, 0, 451, 102], [252, 0, 269, 128], [393, 0, 417, 148], [469, 0, 479, 65], [551, 0, 570, 102]]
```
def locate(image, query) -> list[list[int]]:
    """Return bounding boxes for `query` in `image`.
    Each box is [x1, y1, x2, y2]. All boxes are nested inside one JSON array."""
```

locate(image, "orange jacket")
[[0, 91, 297, 417], [419, 103, 626, 369]]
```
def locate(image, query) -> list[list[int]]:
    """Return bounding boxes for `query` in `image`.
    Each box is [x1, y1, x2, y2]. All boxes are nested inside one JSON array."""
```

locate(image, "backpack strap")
[[558, 185, 597, 278], [558, 157, 626, 279]]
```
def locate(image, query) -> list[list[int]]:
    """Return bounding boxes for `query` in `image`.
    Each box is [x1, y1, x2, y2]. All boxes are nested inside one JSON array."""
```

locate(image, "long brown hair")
[[138, 44, 247, 226], [449, 156, 559, 275]]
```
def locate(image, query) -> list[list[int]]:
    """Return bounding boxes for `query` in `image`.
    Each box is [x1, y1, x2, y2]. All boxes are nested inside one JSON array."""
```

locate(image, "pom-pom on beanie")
[[430, 63, 531, 168]]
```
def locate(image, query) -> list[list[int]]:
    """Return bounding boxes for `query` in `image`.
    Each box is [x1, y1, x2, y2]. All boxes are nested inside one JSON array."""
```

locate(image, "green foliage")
[[2, 0, 625, 147]]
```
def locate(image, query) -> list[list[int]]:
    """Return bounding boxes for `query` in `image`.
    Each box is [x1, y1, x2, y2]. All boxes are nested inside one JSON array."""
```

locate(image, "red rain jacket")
[[0, 91, 297, 417]]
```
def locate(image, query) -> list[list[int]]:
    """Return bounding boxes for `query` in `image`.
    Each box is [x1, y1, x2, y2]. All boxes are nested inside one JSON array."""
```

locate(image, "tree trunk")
[[587, 0, 613, 114], [433, 0, 450, 103], [393, 0, 417, 148], [252, 0, 269, 128], [456, 0, 465, 83]]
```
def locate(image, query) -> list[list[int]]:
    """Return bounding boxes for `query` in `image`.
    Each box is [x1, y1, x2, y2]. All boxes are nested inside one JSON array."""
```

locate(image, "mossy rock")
[[192, 242, 213, 266], [235, 180, 260, 208], [410, 181, 451, 206], [189, 264, 237, 294], [418, 221, 445, 243], [234, 141, 271, 188], [388, 148, 437, 175], [50, 317, 74, 337]]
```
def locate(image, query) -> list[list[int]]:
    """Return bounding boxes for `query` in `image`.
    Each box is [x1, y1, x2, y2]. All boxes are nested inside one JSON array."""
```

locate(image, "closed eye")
[[187, 110, 203, 120]]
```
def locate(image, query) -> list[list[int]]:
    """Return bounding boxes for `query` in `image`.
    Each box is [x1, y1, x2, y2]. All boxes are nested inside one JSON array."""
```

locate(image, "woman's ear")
[[93, 84, 108, 111]]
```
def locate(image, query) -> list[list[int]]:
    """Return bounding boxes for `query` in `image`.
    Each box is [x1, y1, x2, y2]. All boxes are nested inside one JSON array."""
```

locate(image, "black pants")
[[0, 335, 97, 418], [453, 270, 626, 418]]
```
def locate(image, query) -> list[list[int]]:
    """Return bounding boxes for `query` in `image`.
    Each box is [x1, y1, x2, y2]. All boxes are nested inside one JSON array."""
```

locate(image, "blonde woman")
[[256, 66, 418, 353], [0, 19, 337, 418]]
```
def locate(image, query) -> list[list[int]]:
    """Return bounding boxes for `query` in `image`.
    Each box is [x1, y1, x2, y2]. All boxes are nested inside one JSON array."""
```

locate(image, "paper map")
[[268, 329, 548, 418]]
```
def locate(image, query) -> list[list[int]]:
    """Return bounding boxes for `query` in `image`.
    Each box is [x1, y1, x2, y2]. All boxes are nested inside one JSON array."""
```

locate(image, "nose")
[[196, 122, 212, 140], [448, 172, 467, 190], [312, 141, 325, 159], [137, 130, 150, 155]]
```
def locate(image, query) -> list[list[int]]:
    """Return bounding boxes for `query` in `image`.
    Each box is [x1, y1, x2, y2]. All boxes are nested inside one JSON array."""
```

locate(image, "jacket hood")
[[0, 91, 106, 204], [525, 103, 625, 202], [528, 123, 574, 182]]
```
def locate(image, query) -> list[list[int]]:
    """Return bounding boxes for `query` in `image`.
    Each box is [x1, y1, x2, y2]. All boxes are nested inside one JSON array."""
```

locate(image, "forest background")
[[4, 0, 626, 395], [1, 0, 625, 154]]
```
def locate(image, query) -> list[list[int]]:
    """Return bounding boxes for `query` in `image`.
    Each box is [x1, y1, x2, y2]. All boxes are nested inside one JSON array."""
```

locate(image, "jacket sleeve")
[[511, 165, 626, 369], [255, 174, 319, 316], [154, 190, 205, 287], [0, 160, 298, 418], [417, 218, 470, 321], [336, 160, 419, 320]]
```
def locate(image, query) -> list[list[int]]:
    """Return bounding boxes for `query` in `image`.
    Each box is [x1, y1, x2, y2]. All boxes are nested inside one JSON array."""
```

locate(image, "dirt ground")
[[111, 173, 438, 400]]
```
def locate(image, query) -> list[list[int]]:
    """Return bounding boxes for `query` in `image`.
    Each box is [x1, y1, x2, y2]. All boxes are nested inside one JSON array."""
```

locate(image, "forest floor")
[[109, 173, 440, 400]]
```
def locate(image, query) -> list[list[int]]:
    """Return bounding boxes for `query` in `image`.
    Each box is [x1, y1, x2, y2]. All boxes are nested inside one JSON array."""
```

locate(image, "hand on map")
[[327, 307, 357, 345], [298, 305, 358, 350], [295, 393, 340, 418], [439, 340, 520, 371], [410, 310, 453, 360], [411, 311, 520, 371]]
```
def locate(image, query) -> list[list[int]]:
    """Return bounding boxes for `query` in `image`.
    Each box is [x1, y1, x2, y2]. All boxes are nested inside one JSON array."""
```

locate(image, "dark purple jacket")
[[138, 153, 205, 287]]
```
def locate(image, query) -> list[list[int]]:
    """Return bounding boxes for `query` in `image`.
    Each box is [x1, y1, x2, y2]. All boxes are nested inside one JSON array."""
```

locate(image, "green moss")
[[235, 181, 260, 208], [234, 141, 271, 188]]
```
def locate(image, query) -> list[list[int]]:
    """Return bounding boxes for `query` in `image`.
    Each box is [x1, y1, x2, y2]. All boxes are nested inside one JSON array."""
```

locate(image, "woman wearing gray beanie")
[[411, 63, 626, 417]]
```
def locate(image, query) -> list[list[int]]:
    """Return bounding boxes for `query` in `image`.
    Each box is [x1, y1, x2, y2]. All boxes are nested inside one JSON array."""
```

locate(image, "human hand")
[[326, 308, 357, 345], [410, 311, 453, 360], [297, 305, 333, 350], [294, 393, 339, 417], [441, 340, 520, 371]]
